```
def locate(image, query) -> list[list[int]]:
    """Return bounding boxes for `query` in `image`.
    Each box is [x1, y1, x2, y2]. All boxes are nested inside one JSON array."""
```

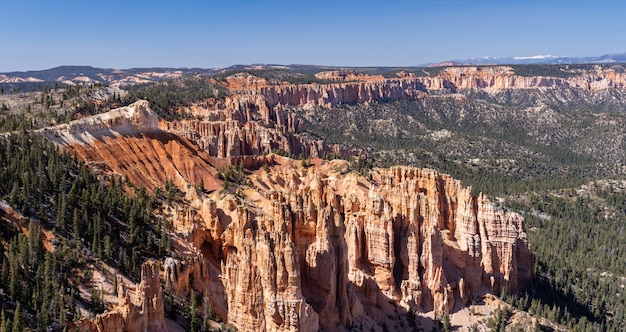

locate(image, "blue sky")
[[1, 0, 625, 71]]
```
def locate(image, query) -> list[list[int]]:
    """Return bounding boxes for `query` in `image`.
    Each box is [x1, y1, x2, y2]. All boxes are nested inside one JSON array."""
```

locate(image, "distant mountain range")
[[429, 52, 626, 66], [2, 52, 626, 88], [0, 66, 219, 87]]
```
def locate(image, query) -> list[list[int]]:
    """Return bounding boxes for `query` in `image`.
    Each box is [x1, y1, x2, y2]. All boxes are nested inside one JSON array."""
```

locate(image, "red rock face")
[[45, 88, 535, 331], [168, 66, 626, 164], [48, 65, 626, 331], [160, 93, 356, 160], [67, 131, 222, 193], [258, 78, 427, 110], [230, 164, 532, 327], [155, 160, 531, 331]]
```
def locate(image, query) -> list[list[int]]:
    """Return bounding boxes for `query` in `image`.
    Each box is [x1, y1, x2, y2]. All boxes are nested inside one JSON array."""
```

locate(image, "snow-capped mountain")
[[430, 52, 626, 66]]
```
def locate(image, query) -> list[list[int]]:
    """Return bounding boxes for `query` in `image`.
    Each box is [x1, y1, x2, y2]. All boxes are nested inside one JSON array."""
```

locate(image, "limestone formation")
[[163, 66, 626, 164], [203, 162, 533, 330], [95, 151, 529, 331], [160, 93, 355, 160], [39, 100, 158, 145], [43, 76, 539, 331], [75, 260, 166, 332]]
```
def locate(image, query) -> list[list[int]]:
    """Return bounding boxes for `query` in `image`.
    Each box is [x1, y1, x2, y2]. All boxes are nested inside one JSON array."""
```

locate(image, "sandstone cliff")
[[418, 66, 626, 91], [220, 66, 626, 114], [75, 260, 166, 332], [152, 156, 533, 331], [43, 100, 533, 331], [160, 93, 355, 160], [38, 100, 222, 193], [169, 66, 626, 163], [188, 160, 533, 331]]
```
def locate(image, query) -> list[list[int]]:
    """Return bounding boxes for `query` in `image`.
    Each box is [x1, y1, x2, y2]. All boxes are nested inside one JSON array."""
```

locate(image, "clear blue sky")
[[1, 0, 624, 71]]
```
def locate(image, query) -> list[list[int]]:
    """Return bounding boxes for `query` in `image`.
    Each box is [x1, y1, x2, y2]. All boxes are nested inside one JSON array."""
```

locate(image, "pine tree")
[[203, 294, 213, 330], [190, 290, 199, 332], [73, 208, 81, 249], [1, 317, 11, 332], [103, 235, 112, 263], [8, 183, 18, 207], [158, 223, 166, 257], [11, 303, 22, 332], [442, 313, 451, 332], [0, 310, 7, 332]]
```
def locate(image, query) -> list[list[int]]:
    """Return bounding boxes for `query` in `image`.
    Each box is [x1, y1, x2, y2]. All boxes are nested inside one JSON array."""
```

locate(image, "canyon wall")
[[154, 158, 533, 331], [258, 78, 427, 110], [223, 67, 626, 112], [418, 66, 626, 91], [167, 67, 626, 162], [161, 94, 355, 159], [38, 100, 222, 193], [41, 75, 541, 331], [39, 99, 158, 145], [190, 161, 533, 331]]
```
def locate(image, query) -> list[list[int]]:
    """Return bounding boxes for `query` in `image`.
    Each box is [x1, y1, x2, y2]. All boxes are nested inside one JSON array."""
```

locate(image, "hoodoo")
[[48, 100, 532, 331]]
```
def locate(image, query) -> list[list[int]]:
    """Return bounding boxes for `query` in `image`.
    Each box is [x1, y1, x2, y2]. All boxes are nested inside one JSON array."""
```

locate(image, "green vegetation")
[[510, 64, 625, 78], [501, 185, 626, 331], [114, 75, 227, 121], [46, 76, 228, 124], [216, 161, 248, 192], [0, 83, 101, 132], [297, 96, 605, 197], [441, 312, 451, 332], [0, 131, 170, 330], [487, 306, 512, 332], [509, 64, 579, 78], [3, 63, 626, 330], [382, 66, 445, 78], [0, 114, 36, 133], [0, 82, 66, 94], [213, 68, 335, 85]]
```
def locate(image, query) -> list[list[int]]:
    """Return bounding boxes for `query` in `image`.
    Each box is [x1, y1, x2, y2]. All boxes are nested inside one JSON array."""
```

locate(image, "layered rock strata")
[[187, 161, 532, 331], [160, 94, 355, 159], [222, 66, 626, 115], [143, 153, 533, 331], [167, 66, 626, 162], [44, 98, 533, 331], [40, 100, 221, 193], [39, 100, 158, 145]]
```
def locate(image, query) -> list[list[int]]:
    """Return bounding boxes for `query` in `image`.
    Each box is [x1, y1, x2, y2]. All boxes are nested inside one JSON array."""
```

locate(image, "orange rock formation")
[[42, 71, 540, 331], [40, 100, 221, 193], [75, 260, 166, 332], [203, 162, 532, 330]]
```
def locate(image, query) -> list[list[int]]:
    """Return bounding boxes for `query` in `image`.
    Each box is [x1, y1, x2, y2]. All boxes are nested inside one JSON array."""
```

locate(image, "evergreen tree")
[[442, 313, 451, 332], [11, 303, 22, 332], [73, 208, 81, 250], [189, 290, 199, 332], [0, 310, 7, 332]]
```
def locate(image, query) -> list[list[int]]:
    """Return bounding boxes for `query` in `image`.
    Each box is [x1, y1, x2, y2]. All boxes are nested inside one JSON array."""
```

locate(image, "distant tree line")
[[212, 69, 336, 85], [116, 75, 228, 121]]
